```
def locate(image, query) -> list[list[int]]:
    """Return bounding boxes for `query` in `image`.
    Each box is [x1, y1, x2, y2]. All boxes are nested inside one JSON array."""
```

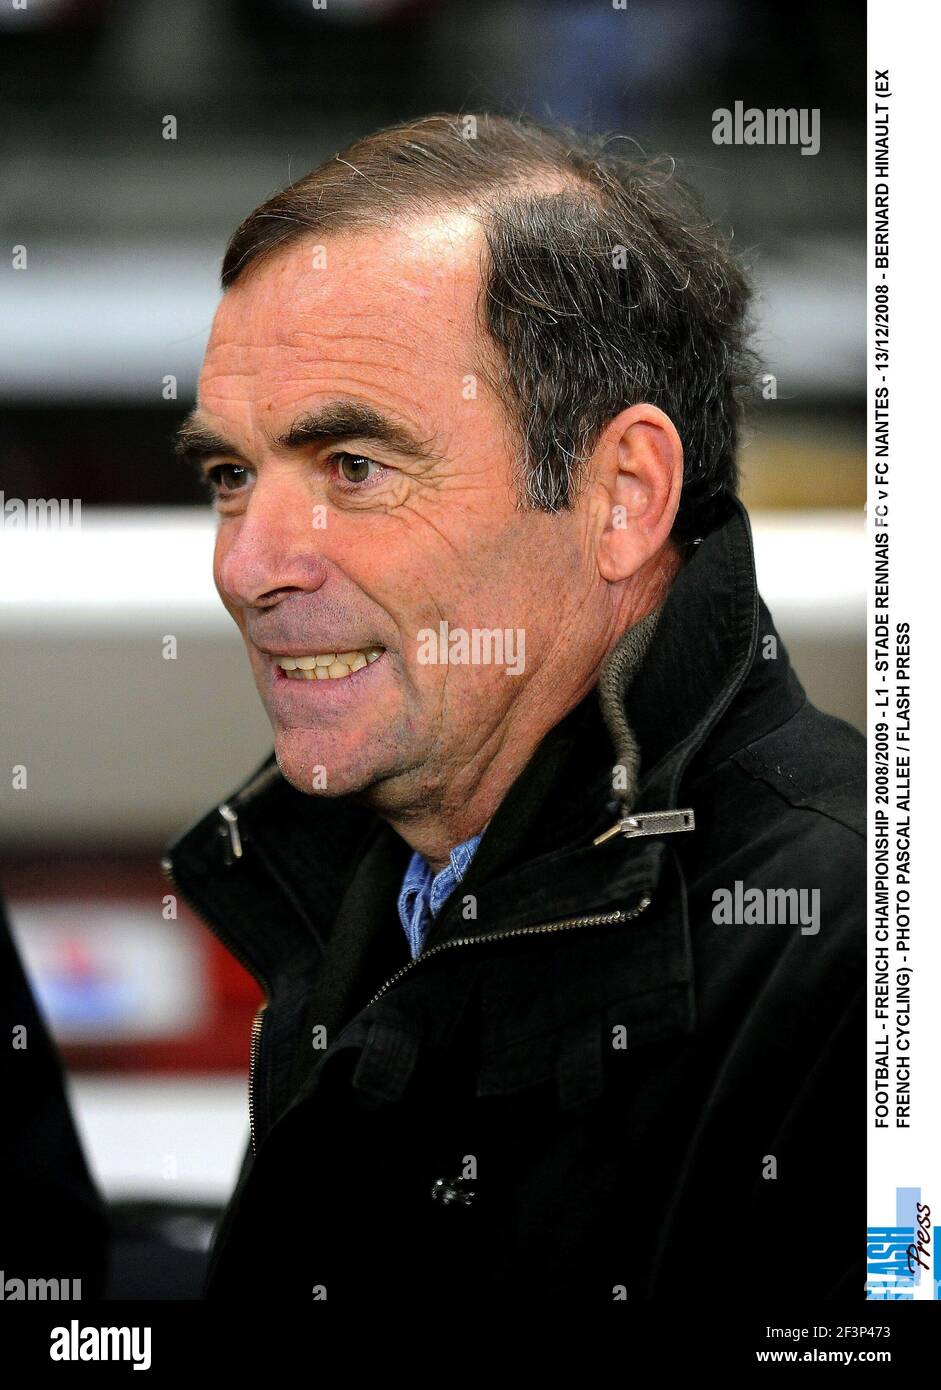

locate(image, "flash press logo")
[[416, 622, 525, 676], [711, 881, 820, 935]]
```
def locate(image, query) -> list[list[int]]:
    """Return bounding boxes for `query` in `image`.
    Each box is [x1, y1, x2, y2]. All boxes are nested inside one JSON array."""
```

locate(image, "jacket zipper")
[[161, 844, 272, 1156], [366, 894, 652, 1008], [593, 807, 694, 845], [163, 777, 670, 1149], [248, 1003, 267, 1154]]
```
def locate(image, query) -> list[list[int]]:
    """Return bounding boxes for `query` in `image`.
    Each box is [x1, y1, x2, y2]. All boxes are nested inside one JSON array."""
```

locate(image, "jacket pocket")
[[476, 982, 695, 1112]]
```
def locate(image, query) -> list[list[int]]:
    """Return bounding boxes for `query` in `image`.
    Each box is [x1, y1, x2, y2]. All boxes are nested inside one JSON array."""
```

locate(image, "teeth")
[[275, 649, 382, 680]]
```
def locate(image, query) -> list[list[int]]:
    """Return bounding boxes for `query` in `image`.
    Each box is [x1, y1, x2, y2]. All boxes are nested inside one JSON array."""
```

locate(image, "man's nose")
[[215, 472, 329, 609]]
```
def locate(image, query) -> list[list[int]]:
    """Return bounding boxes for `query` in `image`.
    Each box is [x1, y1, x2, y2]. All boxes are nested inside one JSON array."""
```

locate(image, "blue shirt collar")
[[396, 831, 483, 960]]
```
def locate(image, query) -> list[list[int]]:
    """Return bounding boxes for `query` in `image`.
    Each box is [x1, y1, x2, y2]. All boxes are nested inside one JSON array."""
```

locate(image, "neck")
[[361, 560, 681, 869], [361, 662, 596, 870]]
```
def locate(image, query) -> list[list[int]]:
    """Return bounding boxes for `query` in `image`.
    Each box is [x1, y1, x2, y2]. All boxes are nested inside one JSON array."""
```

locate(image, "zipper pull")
[[593, 807, 695, 846], [218, 803, 243, 863]]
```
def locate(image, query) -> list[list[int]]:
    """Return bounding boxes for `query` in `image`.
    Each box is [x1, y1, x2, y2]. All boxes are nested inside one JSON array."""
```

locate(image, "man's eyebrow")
[[173, 413, 249, 470], [173, 400, 439, 471], [276, 401, 438, 462]]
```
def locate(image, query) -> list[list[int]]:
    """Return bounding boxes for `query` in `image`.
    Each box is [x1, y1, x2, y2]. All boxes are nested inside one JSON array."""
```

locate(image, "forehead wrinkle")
[[201, 221, 489, 451], [203, 326, 470, 425], [284, 336, 447, 380], [222, 241, 479, 356], [207, 322, 464, 387], [213, 221, 481, 324], [285, 302, 467, 365]]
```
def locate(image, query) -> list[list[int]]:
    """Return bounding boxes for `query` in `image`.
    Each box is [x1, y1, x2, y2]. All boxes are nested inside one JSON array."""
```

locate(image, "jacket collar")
[[628, 495, 760, 805], [164, 496, 775, 994]]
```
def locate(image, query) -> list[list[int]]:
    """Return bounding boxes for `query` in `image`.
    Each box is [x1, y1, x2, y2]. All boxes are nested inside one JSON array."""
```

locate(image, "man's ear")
[[593, 403, 684, 583]]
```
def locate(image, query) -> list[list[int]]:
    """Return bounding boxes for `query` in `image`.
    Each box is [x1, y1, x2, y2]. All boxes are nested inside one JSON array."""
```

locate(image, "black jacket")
[[0, 890, 111, 1298], [164, 498, 865, 1306]]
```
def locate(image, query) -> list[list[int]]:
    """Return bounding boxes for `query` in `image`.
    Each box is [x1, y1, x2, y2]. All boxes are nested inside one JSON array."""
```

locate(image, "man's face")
[[192, 212, 600, 812]]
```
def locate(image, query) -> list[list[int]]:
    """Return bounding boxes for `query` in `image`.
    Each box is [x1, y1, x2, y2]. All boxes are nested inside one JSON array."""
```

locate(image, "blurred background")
[[0, 0, 864, 1296]]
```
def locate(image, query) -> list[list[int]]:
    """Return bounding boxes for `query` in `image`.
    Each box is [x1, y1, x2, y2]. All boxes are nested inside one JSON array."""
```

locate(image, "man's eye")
[[206, 463, 251, 494], [332, 452, 380, 486]]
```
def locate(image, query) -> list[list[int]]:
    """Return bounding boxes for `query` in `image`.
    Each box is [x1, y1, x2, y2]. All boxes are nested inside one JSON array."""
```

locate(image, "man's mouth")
[[274, 648, 384, 681]]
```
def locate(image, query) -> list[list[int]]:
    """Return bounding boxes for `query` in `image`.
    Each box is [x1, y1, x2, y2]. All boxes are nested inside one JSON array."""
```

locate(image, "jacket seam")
[[728, 756, 865, 841], [683, 685, 808, 784]]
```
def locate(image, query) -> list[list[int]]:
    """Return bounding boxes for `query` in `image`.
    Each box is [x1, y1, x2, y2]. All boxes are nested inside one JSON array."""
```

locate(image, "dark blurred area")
[[2, 0, 863, 506]]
